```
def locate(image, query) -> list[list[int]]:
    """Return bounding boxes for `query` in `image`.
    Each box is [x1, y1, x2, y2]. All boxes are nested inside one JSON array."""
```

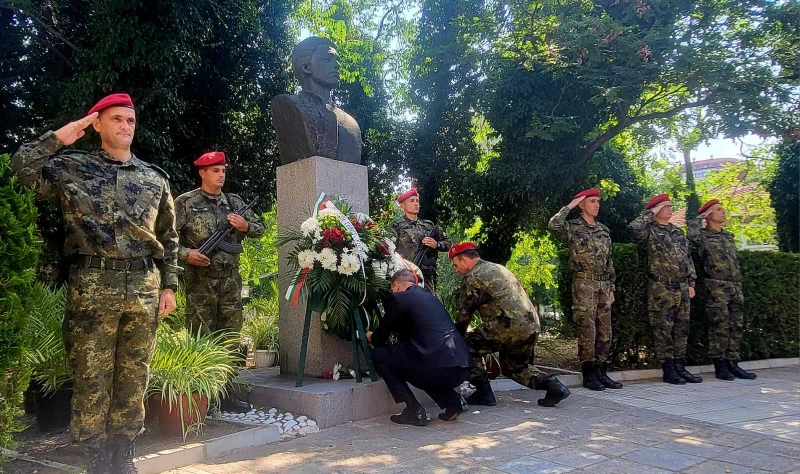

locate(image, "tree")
[[769, 141, 799, 252]]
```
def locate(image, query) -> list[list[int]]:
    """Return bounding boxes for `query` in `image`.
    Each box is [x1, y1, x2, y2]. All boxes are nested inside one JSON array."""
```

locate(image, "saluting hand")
[[650, 202, 668, 216], [54, 112, 98, 146], [228, 213, 249, 232], [567, 195, 586, 209], [422, 237, 437, 248], [688, 287, 696, 299], [366, 331, 373, 344]]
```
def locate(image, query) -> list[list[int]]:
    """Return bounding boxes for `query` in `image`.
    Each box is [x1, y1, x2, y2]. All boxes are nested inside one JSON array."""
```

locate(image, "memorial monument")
[[271, 36, 367, 378]]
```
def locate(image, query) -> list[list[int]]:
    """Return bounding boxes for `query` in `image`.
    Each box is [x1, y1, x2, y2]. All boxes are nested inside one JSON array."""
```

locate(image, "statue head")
[[292, 36, 340, 92]]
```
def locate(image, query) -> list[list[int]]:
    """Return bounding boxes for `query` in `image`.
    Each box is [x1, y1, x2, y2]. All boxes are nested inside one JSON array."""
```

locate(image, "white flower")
[[300, 217, 321, 237], [333, 371, 340, 380], [318, 208, 339, 218], [371, 261, 388, 280], [333, 363, 342, 380], [317, 248, 338, 271], [337, 252, 361, 276], [320, 312, 327, 322], [297, 250, 316, 269]]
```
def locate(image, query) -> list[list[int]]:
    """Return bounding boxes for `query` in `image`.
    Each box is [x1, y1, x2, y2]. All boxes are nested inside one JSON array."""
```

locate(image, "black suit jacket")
[[372, 286, 474, 369]]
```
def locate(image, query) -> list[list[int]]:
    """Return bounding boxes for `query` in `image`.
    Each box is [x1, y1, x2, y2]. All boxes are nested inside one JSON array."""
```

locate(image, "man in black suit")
[[367, 270, 474, 426]]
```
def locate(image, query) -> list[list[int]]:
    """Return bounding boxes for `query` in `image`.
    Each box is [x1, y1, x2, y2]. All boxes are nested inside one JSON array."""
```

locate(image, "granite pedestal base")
[[276, 156, 370, 378]]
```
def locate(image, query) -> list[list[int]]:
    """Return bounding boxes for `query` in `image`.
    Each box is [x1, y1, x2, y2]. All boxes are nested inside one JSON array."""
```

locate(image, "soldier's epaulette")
[[60, 149, 93, 156], [144, 162, 171, 180]]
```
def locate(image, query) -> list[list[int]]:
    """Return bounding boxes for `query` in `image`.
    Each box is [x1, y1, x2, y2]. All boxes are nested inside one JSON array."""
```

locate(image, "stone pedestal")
[[276, 156, 369, 377]]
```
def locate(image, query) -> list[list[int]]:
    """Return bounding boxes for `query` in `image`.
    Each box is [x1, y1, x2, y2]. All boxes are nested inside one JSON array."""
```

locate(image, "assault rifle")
[[412, 228, 434, 267], [198, 197, 258, 256]]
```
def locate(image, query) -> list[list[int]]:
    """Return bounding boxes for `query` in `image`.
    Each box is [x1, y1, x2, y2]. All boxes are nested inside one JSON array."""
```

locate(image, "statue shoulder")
[[271, 93, 302, 110]]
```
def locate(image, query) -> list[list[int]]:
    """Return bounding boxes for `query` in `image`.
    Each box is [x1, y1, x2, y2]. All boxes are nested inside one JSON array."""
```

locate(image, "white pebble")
[[297, 416, 307, 422], [284, 412, 292, 417], [284, 414, 294, 420], [268, 408, 277, 414], [284, 420, 297, 428], [292, 425, 301, 431], [299, 422, 307, 427], [299, 426, 319, 434], [307, 420, 317, 426]]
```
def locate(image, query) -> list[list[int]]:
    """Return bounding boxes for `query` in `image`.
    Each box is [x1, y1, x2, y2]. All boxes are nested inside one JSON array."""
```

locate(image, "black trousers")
[[372, 346, 470, 409]]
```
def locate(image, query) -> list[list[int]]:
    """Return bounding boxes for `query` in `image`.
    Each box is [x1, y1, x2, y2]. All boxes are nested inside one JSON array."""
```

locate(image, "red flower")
[[377, 241, 390, 256], [322, 370, 332, 379], [323, 228, 344, 243]]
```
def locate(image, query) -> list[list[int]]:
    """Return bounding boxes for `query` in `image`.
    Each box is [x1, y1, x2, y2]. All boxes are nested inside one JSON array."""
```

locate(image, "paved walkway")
[[170, 367, 799, 473]]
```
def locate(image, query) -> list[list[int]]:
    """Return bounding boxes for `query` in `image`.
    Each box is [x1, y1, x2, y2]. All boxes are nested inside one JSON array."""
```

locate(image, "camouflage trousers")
[[572, 278, 613, 363], [705, 279, 745, 360], [648, 280, 691, 362], [64, 264, 160, 446], [184, 267, 243, 335], [465, 328, 542, 387]]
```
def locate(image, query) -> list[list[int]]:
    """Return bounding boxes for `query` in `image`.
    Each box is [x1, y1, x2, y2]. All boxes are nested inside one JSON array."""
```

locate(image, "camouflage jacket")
[[548, 206, 616, 291], [629, 210, 696, 287], [175, 188, 264, 271], [455, 259, 541, 338], [388, 215, 451, 272], [687, 217, 742, 282], [11, 131, 180, 289]]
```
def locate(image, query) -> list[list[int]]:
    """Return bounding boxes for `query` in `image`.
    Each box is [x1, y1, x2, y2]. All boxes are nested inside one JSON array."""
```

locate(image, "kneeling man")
[[367, 270, 473, 426]]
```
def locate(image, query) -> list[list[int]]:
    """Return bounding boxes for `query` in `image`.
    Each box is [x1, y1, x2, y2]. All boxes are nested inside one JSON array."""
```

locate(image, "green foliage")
[[240, 208, 278, 289], [23, 283, 70, 393], [696, 152, 777, 247], [769, 142, 799, 252], [559, 244, 800, 368], [147, 326, 240, 440], [0, 152, 38, 453], [241, 298, 279, 351], [506, 232, 558, 306]]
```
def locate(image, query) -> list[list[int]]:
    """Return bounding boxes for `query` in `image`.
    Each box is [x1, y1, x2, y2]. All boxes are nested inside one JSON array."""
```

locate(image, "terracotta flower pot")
[[155, 393, 208, 437]]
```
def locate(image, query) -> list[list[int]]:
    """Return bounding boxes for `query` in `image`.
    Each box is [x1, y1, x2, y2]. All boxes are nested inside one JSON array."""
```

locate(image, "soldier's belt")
[[572, 272, 610, 281], [190, 267, 236, 279], [77, 255, 153, 271], [648, 275, 688, 285]]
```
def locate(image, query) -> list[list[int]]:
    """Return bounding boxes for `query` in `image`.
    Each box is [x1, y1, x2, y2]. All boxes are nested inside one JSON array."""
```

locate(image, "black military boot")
[[533, 374, 571, 407], [110, 435, 138, 474], [728, 360, 757, 380], [581, 361, 605, 391], [597, 362, 623, 389], [466, 380, 497, 406], [662, 359, 686, 385], [390, 404, 428, 426], [220, 386, 251, 413], [674, 358, 703, 383], [713, 358, 735, 381], [85, 443, 112, 474]]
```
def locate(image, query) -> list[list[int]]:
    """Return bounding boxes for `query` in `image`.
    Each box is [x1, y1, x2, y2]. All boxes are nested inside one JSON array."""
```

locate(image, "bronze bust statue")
[[271, 36, 363, 165]]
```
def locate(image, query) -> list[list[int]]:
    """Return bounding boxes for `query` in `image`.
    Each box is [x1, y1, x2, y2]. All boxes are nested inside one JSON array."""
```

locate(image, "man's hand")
[[366, 331, 373, 344], [610, 290, 615, 305], [567, 195, 586, 210], [422, 237, 437, 248], [54, 113, 98, 146], [187, 249, 211, 266], [651, 202, 668, 216], [228, 213, 249, 232], [159, 289, 177, 316], [688, 287, 696, 299]]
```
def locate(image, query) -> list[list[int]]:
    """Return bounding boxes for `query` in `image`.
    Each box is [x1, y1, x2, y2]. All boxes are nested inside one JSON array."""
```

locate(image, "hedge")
[[558, 243, 800, 369]]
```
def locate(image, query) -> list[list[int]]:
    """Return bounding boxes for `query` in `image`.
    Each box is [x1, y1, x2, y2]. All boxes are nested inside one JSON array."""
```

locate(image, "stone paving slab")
[[167, 367, 798, 473]]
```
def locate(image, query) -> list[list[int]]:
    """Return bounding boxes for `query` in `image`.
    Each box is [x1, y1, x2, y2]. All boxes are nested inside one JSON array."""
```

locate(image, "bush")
[[0, 153, 39, 453], [559, 244, 800, 368]]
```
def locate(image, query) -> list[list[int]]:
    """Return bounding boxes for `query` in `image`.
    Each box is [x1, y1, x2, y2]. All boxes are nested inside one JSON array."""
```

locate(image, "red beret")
[[194, 151, 226, 167], [87, 93, 134, 116], [645, 194, 671, 210], [698, 199, 720, 215], [397, 188, 419, 203], [448, 242, 477, 259], [574, 188, 600, 200]]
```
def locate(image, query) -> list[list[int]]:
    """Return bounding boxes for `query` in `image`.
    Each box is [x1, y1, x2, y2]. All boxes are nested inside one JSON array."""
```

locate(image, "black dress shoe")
[[674, 358, 703, 383], [728, 360, 757, 380], [598, 362, 623, 389], [465, 381, 497, 406], [713, 358, 735, 381], [533, 375, 571, 407], [220, 391, 251, 413], [390, 406, 428, 426]]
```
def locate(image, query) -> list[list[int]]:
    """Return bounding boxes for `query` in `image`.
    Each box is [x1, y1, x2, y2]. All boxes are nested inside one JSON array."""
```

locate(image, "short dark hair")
[[459, 249, 480, 259], [291, 36, 337, 82], [391, 269, 417, 285]]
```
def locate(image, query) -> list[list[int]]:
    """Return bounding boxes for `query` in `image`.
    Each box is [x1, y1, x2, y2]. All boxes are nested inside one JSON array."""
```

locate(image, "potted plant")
[[23, 283, 72, 432], [147, 326, 238, 439], [242, 297, 280, 368]]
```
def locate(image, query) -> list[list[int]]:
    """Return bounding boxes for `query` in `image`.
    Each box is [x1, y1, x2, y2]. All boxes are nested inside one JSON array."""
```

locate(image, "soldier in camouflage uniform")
[[629, 194, 702, 385], [688, 199, 756, 381], [175, 151, 265, 412], [388, 188, 451, 292], [548, 188, 622, 391], [11, 94, 180, 474], [450, 242, 571, 408]]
